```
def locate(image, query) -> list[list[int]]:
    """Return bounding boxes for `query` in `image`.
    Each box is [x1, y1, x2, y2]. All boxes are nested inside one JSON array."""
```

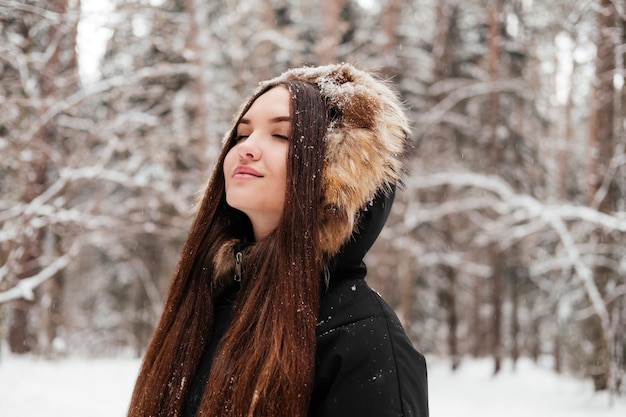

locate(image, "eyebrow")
[[239, 116, 292, 125]]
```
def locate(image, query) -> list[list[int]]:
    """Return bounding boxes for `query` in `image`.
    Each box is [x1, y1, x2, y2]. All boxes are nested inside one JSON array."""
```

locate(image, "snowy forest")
[[1, 0, 625, 398]]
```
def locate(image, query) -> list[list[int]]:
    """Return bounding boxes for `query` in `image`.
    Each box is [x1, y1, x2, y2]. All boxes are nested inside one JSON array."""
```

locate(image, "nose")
[[236, 135, 261, 160]]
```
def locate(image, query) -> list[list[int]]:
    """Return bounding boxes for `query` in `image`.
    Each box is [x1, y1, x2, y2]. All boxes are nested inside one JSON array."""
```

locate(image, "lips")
[[233, 165, 263, 178]]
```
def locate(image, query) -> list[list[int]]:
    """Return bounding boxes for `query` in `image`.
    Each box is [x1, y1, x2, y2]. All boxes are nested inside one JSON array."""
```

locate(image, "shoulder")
[[311, 279, 429, 417], [317, 278, 406, 344]]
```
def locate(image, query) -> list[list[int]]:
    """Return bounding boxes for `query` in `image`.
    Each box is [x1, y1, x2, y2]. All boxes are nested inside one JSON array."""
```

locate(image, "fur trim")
[[211, 238, 239, 295], [261, 63, 410, 256]]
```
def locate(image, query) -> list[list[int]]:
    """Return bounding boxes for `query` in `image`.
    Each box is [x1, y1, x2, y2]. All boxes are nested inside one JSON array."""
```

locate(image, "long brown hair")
[[127, 80, 330, 417]]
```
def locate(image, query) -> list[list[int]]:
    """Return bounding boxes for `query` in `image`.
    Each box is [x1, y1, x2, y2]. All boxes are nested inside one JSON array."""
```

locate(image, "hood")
[[327, 184, 396, 278], [261, 63, 410, 257], [212, 64, 410, 285]]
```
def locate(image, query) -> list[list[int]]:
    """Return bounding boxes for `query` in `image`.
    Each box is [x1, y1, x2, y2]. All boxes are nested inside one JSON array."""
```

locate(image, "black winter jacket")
[[309, 187, 428, 416], [182, 189, 429, 417], [310, 276, 428, 416]]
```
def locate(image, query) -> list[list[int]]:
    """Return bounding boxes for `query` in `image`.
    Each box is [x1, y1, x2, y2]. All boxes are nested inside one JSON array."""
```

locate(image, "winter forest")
[[1, 0, 625, 400]]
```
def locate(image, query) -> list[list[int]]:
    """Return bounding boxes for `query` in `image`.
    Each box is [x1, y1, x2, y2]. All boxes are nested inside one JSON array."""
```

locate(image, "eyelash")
[[234, 134, 289, 142]]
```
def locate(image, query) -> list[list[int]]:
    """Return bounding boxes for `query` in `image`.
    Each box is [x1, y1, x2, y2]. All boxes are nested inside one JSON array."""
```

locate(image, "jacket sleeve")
[[310, 291, 429, 417]]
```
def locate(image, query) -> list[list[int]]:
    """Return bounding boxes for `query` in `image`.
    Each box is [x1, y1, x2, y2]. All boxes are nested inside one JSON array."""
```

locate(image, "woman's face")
[[224, 86, 291, 240]]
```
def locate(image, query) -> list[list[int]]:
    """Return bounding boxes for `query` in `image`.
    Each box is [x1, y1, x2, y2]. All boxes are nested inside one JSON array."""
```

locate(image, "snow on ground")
[[428, 357, 625, 417], [0, 355, 624, 416], [0, 355, 139, 417]]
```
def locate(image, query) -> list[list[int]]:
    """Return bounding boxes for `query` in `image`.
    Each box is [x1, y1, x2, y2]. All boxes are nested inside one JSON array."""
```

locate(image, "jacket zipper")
[[234, 251, 243, 282]]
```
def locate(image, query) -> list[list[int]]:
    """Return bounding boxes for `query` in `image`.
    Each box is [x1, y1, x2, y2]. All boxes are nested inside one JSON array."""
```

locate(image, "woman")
[[127, 63, 429, 417]]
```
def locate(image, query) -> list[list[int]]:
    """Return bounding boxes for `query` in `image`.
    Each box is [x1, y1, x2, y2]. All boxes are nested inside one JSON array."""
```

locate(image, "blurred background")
[[0, 0, 624, 398]]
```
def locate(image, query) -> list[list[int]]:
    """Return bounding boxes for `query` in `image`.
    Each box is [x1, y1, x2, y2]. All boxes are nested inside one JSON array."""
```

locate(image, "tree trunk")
[[183, 0, 213, 160], [9, 131, 48, 354], [530, 316, 541, 362], [379, 0, 403, 78], [588, 0, 617, 210], [7, 0, 77, 354], [488, 0, 504, 375], [430, 0, 462, 369], [586, 0, 617, 392], [552, 303, 562, 374], [470, 277, 486, 357], [397, 266, 413, 328], [441, 265, 460, 370], [559, 53, 577, 201], [490, 247, 504, 374], [510, 271, 519, 369], [37, 251, 66, 358]]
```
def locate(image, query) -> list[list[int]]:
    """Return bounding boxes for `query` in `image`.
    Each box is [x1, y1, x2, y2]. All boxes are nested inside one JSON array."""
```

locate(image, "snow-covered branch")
[[408, 171, 626, 232], [400, 171, 626, 302], [0, 244, 78, 304], [0, 1, 74, 22], [20, 63, 197, 144], [415, 78, 534, 129]]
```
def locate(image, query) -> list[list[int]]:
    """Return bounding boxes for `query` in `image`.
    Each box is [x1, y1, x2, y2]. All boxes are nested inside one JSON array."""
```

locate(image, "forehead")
[[241, 86, 291, 120]]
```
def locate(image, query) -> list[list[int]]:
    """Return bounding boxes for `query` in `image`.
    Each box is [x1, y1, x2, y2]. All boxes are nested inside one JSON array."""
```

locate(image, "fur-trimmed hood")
[[261, 63, 410, 256], [213, 64, 410, 282]]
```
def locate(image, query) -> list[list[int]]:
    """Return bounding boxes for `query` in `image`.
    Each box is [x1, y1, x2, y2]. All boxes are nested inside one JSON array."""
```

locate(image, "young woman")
[[127, 63, 429, 417]]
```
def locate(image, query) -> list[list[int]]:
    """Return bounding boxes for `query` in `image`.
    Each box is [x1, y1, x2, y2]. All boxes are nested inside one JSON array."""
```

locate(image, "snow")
[[0, 356, 139, 417], [77, 0, 115, 83], [428, 358, 625, 417], [0, 355, 624, 416]]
